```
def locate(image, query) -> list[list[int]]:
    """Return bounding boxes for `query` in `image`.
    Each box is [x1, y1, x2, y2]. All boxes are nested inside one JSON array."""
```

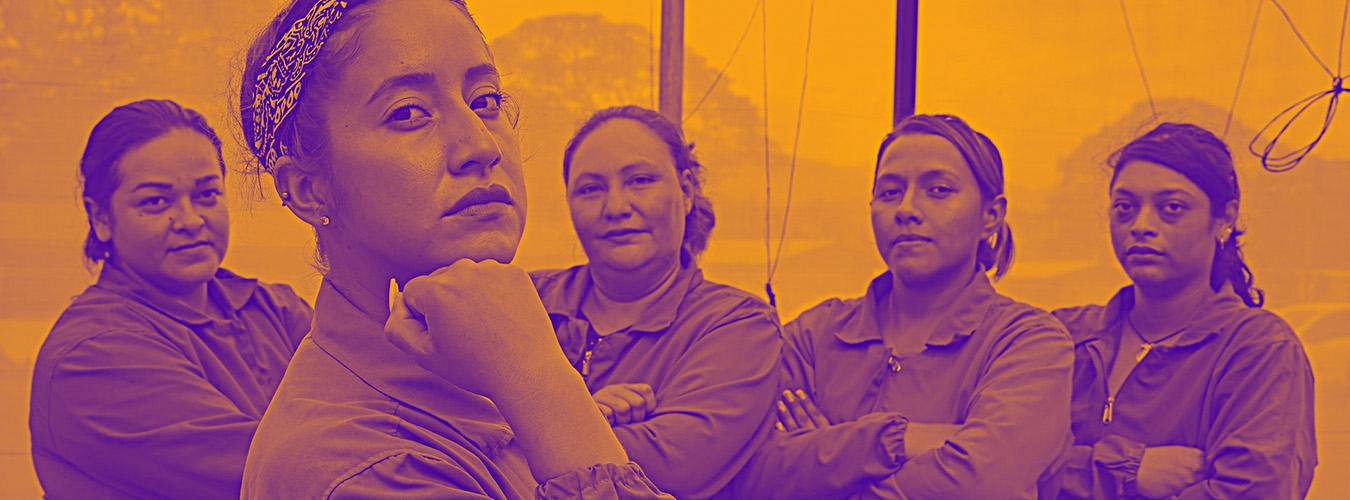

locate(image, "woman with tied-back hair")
[[733, 114, 1074, 499], [29, 99, 312, 499], [236, 1, 669, 498], [532, 105, 782, 498], [1053, 123, 1317, 499]]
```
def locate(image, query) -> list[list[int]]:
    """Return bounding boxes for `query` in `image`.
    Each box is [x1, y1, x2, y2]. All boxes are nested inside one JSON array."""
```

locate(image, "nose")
[[893, 192, 922, 226], [1129, 205, 1159, 240], [445, 111, 503, 177], [601, 185, 634, 221], [170, 199, 206, 234]]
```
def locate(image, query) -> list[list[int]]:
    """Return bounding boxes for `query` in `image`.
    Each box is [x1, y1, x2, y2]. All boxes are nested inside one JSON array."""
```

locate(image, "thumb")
[[386, 278, 431, 357]]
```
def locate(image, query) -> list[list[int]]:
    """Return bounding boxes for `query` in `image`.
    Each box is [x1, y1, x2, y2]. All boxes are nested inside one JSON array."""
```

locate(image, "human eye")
[[384, 102, 432, 130]]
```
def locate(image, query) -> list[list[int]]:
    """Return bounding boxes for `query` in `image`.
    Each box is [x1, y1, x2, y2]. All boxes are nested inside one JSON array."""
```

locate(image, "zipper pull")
[[580, 336, 602, 379], [1136, 343, 1153, 363], [581, 348, 595, 378], [887, 354, 903, 373], [1102, 396, 1115, 424]]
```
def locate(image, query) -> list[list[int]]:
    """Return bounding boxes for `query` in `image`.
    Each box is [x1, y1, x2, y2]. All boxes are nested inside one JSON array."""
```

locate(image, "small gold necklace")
[[1125, 313, 1188, 362]]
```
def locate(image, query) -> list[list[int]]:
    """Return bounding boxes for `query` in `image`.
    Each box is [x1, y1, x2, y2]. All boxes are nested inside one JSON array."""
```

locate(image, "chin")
[[163, 265, 218, 290], [888, 262, 938, 286], [593, 248, 657, 273], [440, 229, 523, 263], [1122, 265, 1174, 289]]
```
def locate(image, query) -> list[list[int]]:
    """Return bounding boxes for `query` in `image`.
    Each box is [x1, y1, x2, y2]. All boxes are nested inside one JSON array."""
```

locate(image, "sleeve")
[[327, 452, 496, 499], [1173, 335, 1316, 499], [864, 319, 1075, 499], [537, 463, 674, 499], [330, 453, 672, 500], [44, 331, 262, 499], [725, 313, 910, 499], [609, 301, 783, 498], [1058, 437, 1147, 499]]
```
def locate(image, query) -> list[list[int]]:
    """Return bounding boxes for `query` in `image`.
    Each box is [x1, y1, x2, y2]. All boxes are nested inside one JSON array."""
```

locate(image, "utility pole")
[[659, 0, 685, 124], [894, 0, 918, 124]]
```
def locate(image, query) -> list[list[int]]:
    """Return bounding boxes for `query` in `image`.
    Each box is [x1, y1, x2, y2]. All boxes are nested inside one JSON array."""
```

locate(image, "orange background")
[[1, 1, 1347, 497]]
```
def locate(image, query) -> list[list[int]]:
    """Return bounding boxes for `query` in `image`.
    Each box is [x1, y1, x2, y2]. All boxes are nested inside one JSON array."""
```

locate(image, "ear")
[[982, 194, 1008, 240], [1216, 199, 1239, 240], [679, 169, 694, 215], [84, 196, 113, 243], [272, 156, 333, 229]]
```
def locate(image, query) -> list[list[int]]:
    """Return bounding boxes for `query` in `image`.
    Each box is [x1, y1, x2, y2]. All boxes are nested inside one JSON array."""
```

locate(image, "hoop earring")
[[320, 215, 331, 226]]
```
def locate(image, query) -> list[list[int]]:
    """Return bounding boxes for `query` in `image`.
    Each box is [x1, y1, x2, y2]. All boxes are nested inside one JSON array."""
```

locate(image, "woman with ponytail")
[[532, 105, 782, 498], [734, 114, 1074, 498], [1054, 123, 1317, 498]]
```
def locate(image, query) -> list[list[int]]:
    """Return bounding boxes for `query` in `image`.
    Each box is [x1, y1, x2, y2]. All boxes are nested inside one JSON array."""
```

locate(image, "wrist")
[[490, 356, 587, 410]]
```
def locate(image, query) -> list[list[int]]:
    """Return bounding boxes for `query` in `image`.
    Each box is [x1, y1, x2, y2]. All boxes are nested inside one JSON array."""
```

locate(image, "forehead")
[[336, 0, 491, 90], [876, 133, 970, 180], [116, 129, 221, 185], [1112, 160, 1204, 196], [570, 119, 674, 173]]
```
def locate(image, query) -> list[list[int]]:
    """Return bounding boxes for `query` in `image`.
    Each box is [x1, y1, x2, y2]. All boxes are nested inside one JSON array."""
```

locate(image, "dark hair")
[[1109, 122, 1263, 307], [237, 0, 473, 269], [562, 105, 716, 259], [79, 99, 225, 264], [875, 114, 1015, 280]]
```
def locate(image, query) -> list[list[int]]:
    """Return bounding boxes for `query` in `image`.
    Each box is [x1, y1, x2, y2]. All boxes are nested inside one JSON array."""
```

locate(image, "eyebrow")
[[463, 64, 500, 88], [196, 174, 221, 185], [132, 182, 173, 192], [367, 72, 438, 105]]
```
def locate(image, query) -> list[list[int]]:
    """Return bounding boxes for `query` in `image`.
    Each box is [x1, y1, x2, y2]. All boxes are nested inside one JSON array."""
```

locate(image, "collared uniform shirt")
[[532, 263, 783, 499], [242, 280, 670, 499], [29, 263, 312, 499], [734, 271, 1074, 499], [1054, 287, 1317, 499]]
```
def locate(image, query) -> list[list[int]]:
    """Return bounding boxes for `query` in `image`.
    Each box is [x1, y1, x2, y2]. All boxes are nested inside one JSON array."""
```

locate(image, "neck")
[[114, 259, 212, 315], [324, 251, 396, 325], [1130, 274, 1213, 335], [889, 263, 976, 322], [590, 253, 681, 303]]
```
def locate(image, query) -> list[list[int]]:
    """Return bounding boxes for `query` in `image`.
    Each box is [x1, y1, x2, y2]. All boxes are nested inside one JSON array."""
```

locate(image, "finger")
[[784, 391, 814, 430], [633, 384, 657, 409], [614, 389, 650, 423], [385, 294, 431, 358], [610, 399, 633, 425], [797, 390, 830, 428], [598, 404, 615, 425], [776, 399, 798, 431]]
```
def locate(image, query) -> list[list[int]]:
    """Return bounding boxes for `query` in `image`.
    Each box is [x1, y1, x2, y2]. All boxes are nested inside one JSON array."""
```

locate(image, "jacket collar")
[[95, 261, 258, 326], [833, 270, 998, 348]]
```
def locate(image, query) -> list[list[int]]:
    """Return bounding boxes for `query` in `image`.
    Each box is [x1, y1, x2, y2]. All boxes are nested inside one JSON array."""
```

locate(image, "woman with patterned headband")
[[237, 1, 668, 498], [732, 114, 1074, 498]]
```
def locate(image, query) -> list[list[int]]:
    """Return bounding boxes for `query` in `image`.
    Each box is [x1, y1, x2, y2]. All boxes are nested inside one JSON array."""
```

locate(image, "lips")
[[1125, 245, 1165, 257], [891, 234, 932, 246], [445, 184, 514, 217], [601, 228, 647, 239], [168, 241, 211, 253]]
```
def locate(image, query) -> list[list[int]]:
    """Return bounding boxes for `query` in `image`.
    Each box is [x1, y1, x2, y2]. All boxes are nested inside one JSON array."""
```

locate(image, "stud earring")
[[280, 192, 291, 206], [320, 215, 331, 226]]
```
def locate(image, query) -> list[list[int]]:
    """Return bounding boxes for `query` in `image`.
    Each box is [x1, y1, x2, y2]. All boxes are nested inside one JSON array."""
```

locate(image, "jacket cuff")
[[1092, 434, 1147, 498], [871, 413, 909, 468], [536, 462, 671, 499]]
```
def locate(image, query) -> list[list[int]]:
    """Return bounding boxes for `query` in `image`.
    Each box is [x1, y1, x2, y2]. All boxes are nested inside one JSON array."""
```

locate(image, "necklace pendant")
[[1136, 343, 1153, 363]]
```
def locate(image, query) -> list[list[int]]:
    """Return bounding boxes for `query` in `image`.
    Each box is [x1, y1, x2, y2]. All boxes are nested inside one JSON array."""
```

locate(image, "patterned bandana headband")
[[251, 0, 349, 171]]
